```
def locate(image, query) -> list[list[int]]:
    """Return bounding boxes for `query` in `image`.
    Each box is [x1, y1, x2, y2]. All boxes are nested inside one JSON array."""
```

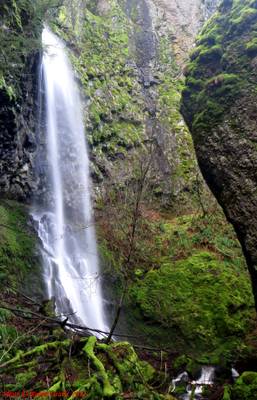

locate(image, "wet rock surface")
[[0, 56, 39, 201]]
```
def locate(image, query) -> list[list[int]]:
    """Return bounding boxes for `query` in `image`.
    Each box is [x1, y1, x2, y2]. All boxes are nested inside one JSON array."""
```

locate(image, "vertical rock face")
[[54, 0, 218, 206], [0, 0, 219, 201], [0, 1, 45, 200], [181, 0, 257, 309], [150, 0, 219, 64], [0, 58, 39, 200]]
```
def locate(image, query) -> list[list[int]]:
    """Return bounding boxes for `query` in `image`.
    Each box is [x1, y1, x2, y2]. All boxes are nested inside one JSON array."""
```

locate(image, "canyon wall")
[[181, 0, 257, 309]]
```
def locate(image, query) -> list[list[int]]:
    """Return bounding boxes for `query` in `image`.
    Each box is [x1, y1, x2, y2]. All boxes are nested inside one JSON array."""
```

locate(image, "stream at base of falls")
[[172, 366, 239, 399], [172, 366, 215, 399], [32, 26, 108, 335]]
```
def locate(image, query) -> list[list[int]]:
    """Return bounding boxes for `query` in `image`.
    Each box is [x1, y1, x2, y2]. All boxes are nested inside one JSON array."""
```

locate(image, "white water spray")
[[33, 27, 107, 334]]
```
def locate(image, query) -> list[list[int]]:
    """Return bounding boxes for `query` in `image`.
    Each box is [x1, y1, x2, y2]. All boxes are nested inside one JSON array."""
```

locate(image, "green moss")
[[13, 371, 37, 390], [111, 210, 255, 363], [131, 251, 252, 351], [52, 1, 146, 166], [1, 337, 174, 399], [197, 45, 223, 64], [246, 38, 257, 56], [181, 0, 257, 135], [83, 337, 116, 397], [0, 200, 38, 289], [230, 7, 257, 28], [227, 371, 257, 399], [223, 385, 231, 400], [0, 325, 18, 350], [0, 75, 15, 101], [0, 0, 53, 98]]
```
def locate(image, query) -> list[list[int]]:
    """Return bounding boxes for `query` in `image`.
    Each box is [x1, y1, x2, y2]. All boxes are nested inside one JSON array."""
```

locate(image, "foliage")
[[99, 198, 255, 363], [223, 371, 257, 399]]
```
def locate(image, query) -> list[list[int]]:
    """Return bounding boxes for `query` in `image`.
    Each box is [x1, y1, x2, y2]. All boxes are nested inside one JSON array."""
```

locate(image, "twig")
[[0, 319, 47, 363]]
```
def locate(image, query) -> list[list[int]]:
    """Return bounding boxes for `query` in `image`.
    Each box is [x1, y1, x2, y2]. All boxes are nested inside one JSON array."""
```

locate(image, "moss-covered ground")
[[98, 198, 256, 368], [0, 199, 41, 360], [0, 332, 176, 399]]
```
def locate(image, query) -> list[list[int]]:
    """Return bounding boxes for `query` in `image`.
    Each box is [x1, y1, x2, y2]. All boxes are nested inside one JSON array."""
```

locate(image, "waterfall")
[[33, 26, 107, 334]]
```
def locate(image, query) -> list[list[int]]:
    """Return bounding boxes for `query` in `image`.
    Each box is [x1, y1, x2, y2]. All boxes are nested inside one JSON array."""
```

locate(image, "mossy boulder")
[[130, 251, 253, 362], [224, 371, 257, 399]]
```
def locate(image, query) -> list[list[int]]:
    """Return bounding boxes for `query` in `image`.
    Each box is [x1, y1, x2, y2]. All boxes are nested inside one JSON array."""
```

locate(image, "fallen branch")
[[0, 303, 142, 339]]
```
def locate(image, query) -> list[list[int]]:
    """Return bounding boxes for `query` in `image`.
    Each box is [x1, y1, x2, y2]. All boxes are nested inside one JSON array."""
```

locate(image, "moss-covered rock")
[[51, 0, 199, 207], [224, 371, 257, 399], [130, 249, 253, 362], [181, 0, 257, 312], [0, 199, 38, 289]]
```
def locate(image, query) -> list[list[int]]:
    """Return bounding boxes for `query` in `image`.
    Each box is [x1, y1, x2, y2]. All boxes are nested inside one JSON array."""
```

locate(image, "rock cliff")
[[51, 0, 219, 207], [181, 0, 257, 310], [0, 1, 52, 200]]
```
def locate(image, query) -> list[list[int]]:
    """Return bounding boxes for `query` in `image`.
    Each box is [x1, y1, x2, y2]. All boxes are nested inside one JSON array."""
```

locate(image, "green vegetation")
[[0, 0, 60, 99], [246, 37, 257, 55], [223, 372, 257, 399], [180, 0, 257, 390], [131, 251, 252, 362], [99, 203, 255, 364], [0, 335, 176, 399], [1, 0, 257, 397], [0, 200, 37, 288], [0, 200, 42, 368], [52, 0, 198, 203], [52, 2, 145, 166]]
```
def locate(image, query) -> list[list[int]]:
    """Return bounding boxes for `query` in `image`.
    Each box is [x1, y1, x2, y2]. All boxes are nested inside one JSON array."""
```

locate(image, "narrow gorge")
[[0, 0, 257, 399]]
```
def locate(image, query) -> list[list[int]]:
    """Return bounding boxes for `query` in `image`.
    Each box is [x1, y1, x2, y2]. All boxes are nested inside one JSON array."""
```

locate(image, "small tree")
[[98, 146, 154, 343]]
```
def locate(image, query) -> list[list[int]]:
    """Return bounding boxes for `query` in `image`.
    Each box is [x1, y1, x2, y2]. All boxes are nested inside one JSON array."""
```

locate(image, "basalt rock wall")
[[181, 0, 257, 309], [53, 0, 218, 207], [0, 1, 56, 200]]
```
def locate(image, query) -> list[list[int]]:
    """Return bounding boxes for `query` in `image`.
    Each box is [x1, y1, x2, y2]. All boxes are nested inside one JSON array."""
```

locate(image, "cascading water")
[[33, 26, 107, 334], [172, 366, 215, 399]]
